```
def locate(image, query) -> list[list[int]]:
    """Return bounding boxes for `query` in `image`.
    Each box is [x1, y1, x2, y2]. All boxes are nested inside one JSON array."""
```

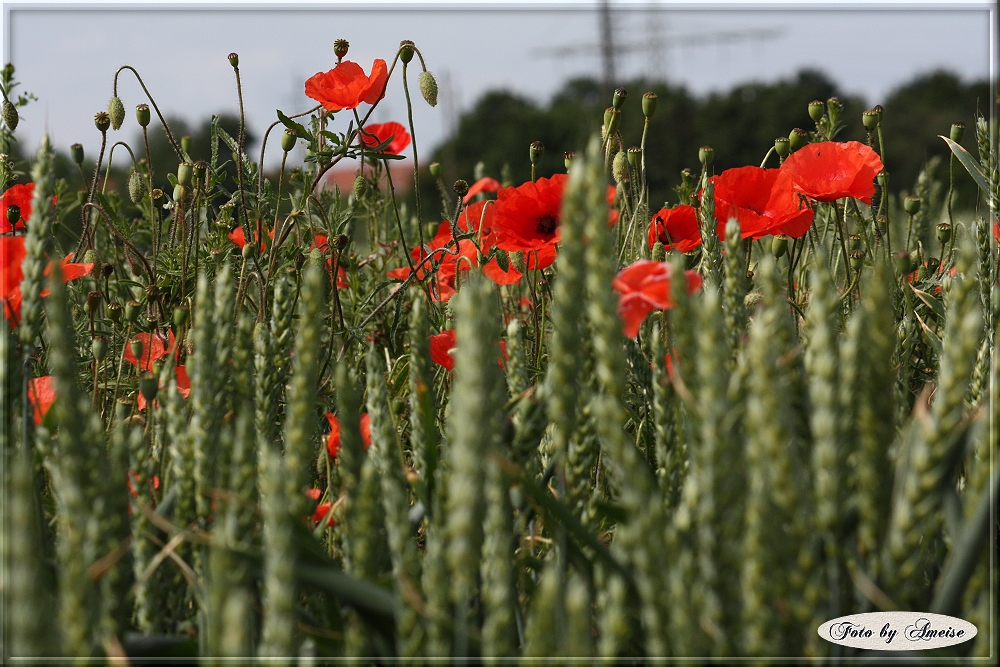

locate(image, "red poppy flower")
[[0, 183, 33, 234], [429, 329, 458, 371], [136, 364, 190, 411], [305, 59, 389, 112], [493, 175, 568, 251], [360, 121, 411, 155], [28, 375, 56, 425], [607, 185, 619, 228], [711, 166, 814, 240], [463, 177, 502, 203], [325, 412, 372, 459], [229, 225, 273, 252], [647, 205, 701, 253], [1, 236, 94, 326], [124, 330, 177, 372], [612, 260, 703, 338], [780, 140, 884, 205], [312, 502, 334, 524]]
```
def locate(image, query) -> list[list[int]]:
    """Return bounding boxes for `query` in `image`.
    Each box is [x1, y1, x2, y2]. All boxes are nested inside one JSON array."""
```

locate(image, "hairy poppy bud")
[[827, 97, 842, 116], [429, 162, 441, 178], [698, 145, 714, 166], [612, 87, 627, 110], [181, 136, 191, 156], [651, 241, 665, 262], [92, 335, 108, 362], [612, 151, 630, 184], [130, 338, 144, 360], [177, 162, 193, 187], [849, 248, 865, 271], [774, 136, 790, 159], [108, 96, 125, 130], [139, 372, 159, 402], [125, 300, 142, 324], [788, 128, 809, 152], [642, 91, 657, 119], [2, 99, 18, 131], [904, 195, 921, 215], [808, 100, 825, 122], [399, 40, 415, 64], [772, 234, 788, 258], [936, 221, 952, 244], [281, 129, 296, 153], [332, 233, 349, 251], [950, 122, 966, 143], [228, 52, 239, 68], [334, 40, 350, 61], [135, 103, 150, 128], [419, 71, 438, 107], [94, 111, 111, 133], [242, 242, 256, 261], [353, 174, 366, 199], [529, 141, 544, 165], [862, 108, 880, 131], [108, 302, 122, 324], [563, 151, 576, 170], [604, 107, 621, 136], [627, 146, 641, 168], [128, 170, 145, 203], [173, 305, 189, 329], [453, 179, 469, 197], [71, 143, 85, 166], [6, 204, 20, 226]]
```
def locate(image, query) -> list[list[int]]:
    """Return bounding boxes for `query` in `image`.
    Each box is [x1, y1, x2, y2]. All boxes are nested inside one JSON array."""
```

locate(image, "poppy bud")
[[125, 300, 142, 324], [612, 151, 630, 184], [294, 250, 306, 271], [399, 40, 415, 64], [6, 204, 20, 226], [862, 108, 880, 131], [173, 305, 189, 329], [333, 233, 350, 251], [904, 195, 921, 215], [680, 168, 694, 189], [698, 145, 714, 166], [71, 143, 85, 166], [181, 136, 192, 156], [228, 52, 239, 68], [173, 184, 185, 202], [334, 39, 350, 61], [627, 146, 641, 169], [604, 107, 621, 136], [849, 248, 865, 271], [642, 92, 657, 119], [494, 249, 510, 272], [419, 71, 438, 107], [894, 250, 915, 275], [139, 373, 159, 402], [808, 100, 825, 122], [936, 222, 952, 244], [94, 111, 111, 133], [774, 137, 790, 158], [529, 141, 544, 165], [2, 99, 18, 131], [281, 129, 296, 153], [950, 122, 966, 143], [136, 103, 150, 128], [130, 338, 144, 360], [453, 179, 469, 197], [108, 301, 122, 324], [108, 96, 125, 131], [353, 174, 366, 199], [563, 151, 576, 170], [612, 87, 627, 110], [826, 96, 842, 114], [115, 397, 133, 422], [86, 291, 102, 314], [772, 234, 789, 258], [92, 335, 108, 362], [242, 243, 256, 261], [128, 170, 145, 203], [874, 215, 887, 238], [429, 162, 441, 178], [878, 171, 888, 189], [788, 128, 809, 152], [651, 241, 665, 262]]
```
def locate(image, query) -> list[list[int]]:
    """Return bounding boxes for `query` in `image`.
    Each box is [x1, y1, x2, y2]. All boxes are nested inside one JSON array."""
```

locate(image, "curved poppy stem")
[[101, 141, 138, 194], [81, 202, 155, 285], [114, 65, 184, 160], [401, 60, 426, 252], [75, 128, 108, 257], [759, 146, 776, 169]]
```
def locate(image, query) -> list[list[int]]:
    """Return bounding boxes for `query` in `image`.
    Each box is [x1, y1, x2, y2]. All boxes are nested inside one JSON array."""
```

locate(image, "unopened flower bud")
[[772, 234, 788, 258], [242, 242, 256, 261], [563, 151, 576, 170], [332, 233, 350, 251], [529, 141, 544, 165], [827, 97, 842, 115], [429, 162, 441, 178], [173, 184, 185, 202], [950, 122, 966, 143], [71, 143, 85, 165], [808, 100, 825, 122], [936, 222, 952, 244], [92, 335, 108, 361], [178, 165, 194, 189], [698, 145, 714, 166], [334, 40, 350, 61], [612, 151, 629, 184], [94, 111, 111, 133], [2, 99, 18, 131], [228, 52, 239, 68], [181, 136, 192, 156], [281, 129, 296, 152], [6, 204, 20, 226], [125, 300, 142, 324], [789, 128, 809, 152], [453, 179, 469, 197], [627, 146, 641, 169], [136, 103, 150, 127], [128, 170, 145, 203], [877, 171, 888, 189], [399, 40, 415, 64], [130, 338, 144, 360], [604, 107, 621, 136], [612, 87, 627, 110], [294, 251, 305, 270], [642, 91, 657, 119], [139, 372, 159, 402], [419, 71, 438, 107], [108, 96, 125, 130], [173, 305, 189, 329], [353, 174, 366, 199], [904, 195, 921, 215]]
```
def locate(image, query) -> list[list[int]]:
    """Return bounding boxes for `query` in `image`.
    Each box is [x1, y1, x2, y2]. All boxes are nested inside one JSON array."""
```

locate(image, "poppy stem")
[[401, 61, 426, 253], [835, 201, 853, 288], [114, 65, 184, 160], [75, 128, 107, 256]]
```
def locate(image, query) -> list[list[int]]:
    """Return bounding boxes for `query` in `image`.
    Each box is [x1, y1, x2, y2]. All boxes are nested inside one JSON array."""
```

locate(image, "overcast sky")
[[2, 1, 995, 172]]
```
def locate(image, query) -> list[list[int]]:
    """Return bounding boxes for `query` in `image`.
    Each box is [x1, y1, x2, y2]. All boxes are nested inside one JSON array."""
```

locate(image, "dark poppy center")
[[535, 214, 558, 237]]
